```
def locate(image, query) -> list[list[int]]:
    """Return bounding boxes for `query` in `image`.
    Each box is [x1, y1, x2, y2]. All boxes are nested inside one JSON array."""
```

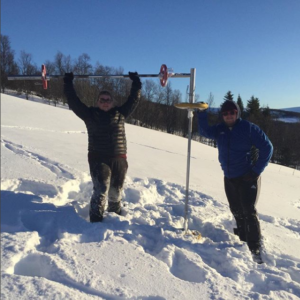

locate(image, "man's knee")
[[108, 186, 122, 203], [242, 205, 257, 218]]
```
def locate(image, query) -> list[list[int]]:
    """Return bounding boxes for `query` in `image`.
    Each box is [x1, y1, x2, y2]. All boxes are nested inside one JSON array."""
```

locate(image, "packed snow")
[[1, 93, 300, 300]]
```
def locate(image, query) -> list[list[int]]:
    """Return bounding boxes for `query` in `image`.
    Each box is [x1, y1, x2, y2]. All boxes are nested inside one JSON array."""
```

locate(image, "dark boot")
[[89, 206, 104, 223], [233, 225, 246, 242], [90, 213, 103, 223], [248, 242, 263, 264], [108, 202, 121, 215]]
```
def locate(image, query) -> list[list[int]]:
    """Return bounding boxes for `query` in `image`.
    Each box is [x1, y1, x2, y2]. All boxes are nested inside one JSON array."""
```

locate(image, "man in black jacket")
[[63, 72, 141, 222]]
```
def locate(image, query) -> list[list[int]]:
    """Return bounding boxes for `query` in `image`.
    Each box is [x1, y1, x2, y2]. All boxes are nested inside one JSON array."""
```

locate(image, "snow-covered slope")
[[281, 107, 300, 113], [1, 94, 300, 299]]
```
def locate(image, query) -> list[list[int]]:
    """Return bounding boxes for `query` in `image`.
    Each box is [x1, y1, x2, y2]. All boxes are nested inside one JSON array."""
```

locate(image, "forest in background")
[[1, 34, 299, 169]]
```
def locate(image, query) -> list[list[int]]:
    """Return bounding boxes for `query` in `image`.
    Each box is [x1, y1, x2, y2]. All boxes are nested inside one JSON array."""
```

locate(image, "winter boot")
[[248, 242, 263, 264], [233, 227, 247, 242], [251, 248, 263, 264], [89, 206, 104, 223], [108, 201, 122, 215]]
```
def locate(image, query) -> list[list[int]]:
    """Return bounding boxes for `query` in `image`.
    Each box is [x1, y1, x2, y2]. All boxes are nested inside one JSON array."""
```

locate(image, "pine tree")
[[247, 96, 260, 116], [224, 91, 234, 102], [262, 105, 271, 117], [237, 94, 244, 116]]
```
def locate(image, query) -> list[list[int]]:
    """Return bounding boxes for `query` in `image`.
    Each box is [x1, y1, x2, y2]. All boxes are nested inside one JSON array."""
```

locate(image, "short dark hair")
[[98, 90, 112, 99], [97, 90, 117, 107]]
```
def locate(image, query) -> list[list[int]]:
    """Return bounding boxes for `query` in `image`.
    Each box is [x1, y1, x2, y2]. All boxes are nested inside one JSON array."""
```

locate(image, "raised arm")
[[63, 73, 91, 121], [197, 110, 218, 140], [118, 72, 142, 118]]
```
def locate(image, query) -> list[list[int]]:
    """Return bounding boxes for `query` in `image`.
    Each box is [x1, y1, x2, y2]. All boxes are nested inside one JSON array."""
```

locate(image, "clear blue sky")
[[2, 0, 300, 108]]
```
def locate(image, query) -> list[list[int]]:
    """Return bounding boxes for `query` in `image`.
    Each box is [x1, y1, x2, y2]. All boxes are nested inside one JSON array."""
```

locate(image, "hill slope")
[[1, 94, 300, 299]]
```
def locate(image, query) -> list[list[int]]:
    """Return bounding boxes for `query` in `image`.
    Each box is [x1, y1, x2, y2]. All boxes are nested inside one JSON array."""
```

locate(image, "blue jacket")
[[197, 111, 273, 178]]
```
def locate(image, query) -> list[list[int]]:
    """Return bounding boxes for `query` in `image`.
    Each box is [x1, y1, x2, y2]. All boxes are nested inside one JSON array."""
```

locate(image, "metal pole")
[[183, 68, 196, 234], [7, 73, 191, 80]]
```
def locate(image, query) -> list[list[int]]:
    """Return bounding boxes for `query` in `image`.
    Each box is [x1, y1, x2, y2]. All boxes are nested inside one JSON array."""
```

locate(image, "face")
[[222, 110, 238, 126], [97, 95, 113, 111]]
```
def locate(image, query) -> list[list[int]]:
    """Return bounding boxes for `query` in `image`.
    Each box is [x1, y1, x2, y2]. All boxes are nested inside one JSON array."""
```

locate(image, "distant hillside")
[[270, 109, 300, 123], [207, 107, 220, 113], [208, 107, 300, 123], [281, 107, 300, 113]]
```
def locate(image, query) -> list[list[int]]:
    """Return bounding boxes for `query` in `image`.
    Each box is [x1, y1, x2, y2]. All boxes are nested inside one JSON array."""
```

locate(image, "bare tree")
[[73, 53, 92, 74], [160, 83, 182, 133], [206, 92, 215, 107], [93, 62, 114, 96], [18, 51, 38, 99], [143, 80, 158, 102], [54, 51, 73, 74], [44, 60, 56, 74], [19, 51, 37, 75], [0, 34, 18, 92]]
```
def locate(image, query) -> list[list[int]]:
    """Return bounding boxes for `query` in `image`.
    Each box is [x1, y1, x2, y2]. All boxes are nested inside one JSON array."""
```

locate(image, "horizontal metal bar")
[[7, 73, 191, 80], [8, 76, 43, 80]]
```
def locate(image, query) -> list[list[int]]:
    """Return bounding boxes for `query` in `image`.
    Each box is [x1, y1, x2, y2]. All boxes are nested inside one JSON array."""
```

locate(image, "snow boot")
[[233, 227, 246, 242], [251, 248, 263, 264], [108, 201, 121, 215], [89, 206, 104, 223], [248, 242, 263, 264]]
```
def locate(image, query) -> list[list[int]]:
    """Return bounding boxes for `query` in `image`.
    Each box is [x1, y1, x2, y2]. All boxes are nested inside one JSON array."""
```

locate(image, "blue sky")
[[2, 0, 300, 109]]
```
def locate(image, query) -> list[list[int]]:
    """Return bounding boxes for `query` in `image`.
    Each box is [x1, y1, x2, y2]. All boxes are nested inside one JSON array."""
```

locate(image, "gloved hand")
[[64, 72, 74, 84], [195, 102, 208, 112], [242, 170, 259, 182], [128, 71, 142, 89]]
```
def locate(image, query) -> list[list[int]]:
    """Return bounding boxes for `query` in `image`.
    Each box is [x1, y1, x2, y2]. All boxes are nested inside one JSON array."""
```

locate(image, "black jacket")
[[64, 81, 141, 158]]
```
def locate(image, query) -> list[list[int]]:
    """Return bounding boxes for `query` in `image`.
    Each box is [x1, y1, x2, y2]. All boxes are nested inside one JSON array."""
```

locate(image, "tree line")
[[1, 34, 299, 170]]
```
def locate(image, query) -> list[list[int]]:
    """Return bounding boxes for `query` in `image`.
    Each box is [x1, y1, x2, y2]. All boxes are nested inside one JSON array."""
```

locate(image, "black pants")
[[224, 176, 261, 251], [88, 157, 128, 220]]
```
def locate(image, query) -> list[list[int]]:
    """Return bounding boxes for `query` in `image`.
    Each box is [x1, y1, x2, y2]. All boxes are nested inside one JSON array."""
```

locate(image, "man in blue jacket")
[[197, 100, 273, 262]]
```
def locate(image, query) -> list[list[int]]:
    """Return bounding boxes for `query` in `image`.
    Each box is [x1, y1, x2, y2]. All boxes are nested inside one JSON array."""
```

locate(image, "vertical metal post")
[[183, 68, 196, 233]]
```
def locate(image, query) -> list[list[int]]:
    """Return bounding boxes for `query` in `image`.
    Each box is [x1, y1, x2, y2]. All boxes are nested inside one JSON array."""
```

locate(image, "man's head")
[[97, 90, 115, 111], [220, 100, 240, 127]]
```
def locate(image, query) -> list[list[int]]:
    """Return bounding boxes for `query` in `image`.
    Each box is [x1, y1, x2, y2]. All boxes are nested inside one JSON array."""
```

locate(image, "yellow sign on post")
[[174, 102, 209, 111]]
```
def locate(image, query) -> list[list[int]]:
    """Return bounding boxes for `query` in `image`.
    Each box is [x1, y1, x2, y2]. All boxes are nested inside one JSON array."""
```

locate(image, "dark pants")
[[88, 156, 128, 222], [224, 176, 262, 251]]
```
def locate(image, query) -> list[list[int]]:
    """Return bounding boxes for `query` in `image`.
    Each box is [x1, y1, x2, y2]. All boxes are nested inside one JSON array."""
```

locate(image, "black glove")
[[242, 170, 259, 182], [64, 72, 74, 84], [196, 102, 208, 112], [128, 71, 142, 89]]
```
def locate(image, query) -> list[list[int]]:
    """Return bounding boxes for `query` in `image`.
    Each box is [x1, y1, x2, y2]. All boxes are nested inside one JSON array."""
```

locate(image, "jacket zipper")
[[227, 130, 231, 177]]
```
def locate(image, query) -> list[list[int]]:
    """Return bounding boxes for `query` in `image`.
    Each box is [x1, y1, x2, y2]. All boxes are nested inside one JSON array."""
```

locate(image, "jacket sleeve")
[[118, 81, 141, 119], [197, 110, 218, 139], [64, 81, 91, 121], [250, 123, 273, 175]]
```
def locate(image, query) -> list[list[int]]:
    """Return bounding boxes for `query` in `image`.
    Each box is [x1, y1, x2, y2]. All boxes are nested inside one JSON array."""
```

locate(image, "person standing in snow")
[[197, 100, 273, 260], [63, 72, 141, 222]]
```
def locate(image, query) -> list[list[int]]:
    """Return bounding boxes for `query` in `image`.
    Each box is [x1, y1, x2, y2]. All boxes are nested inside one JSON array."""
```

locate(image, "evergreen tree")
[[262, 105, 271, 117], [247, 96, 260, 116], [223, 91, 234, 102], [237, 94, 244, 116]]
